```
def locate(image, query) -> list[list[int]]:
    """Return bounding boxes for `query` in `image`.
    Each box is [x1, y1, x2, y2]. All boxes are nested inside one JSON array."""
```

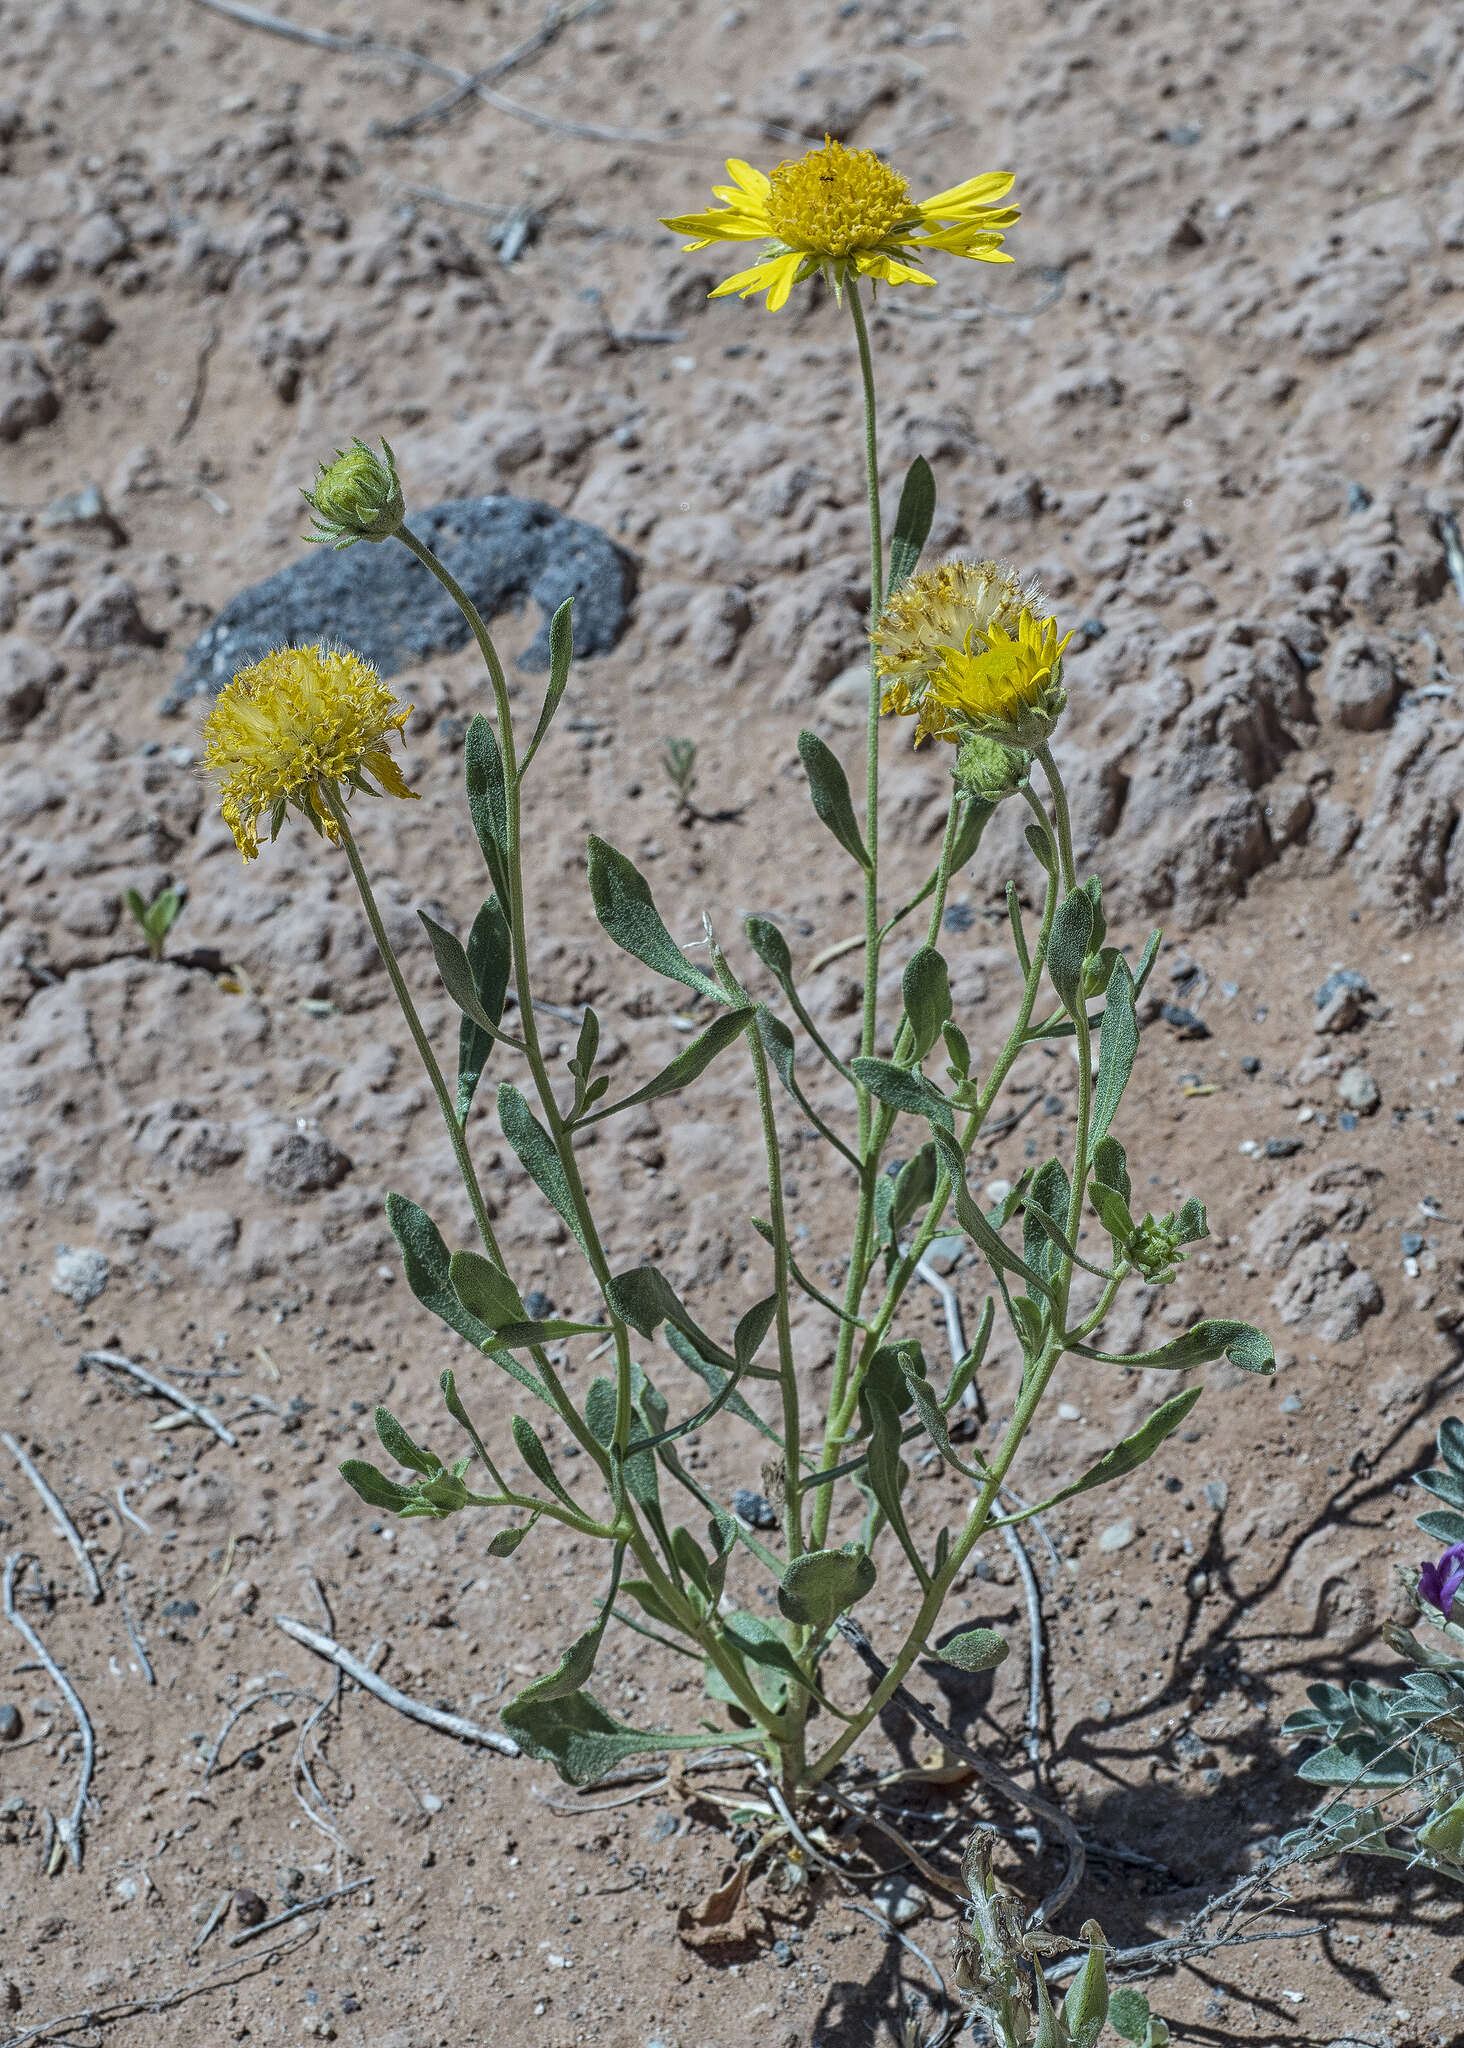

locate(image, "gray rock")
[[1314, 968, 1370, 1009], [1337, 1066, 1380, 1114], [40, 293, 115, 347], [39, 483, 125, 546], [1312, 987, 1362, 1033], [1272, 1237, 1382, 1341], [61, 578, 161, 651], [1324, 631, 1400, 732], [731, 1487, 777, 1530], [51, 1245, 110, 1308], [5, 240, 60, 287], [869, 1873, 929, 1927], [66, 212, 129, 274], [1099, 1518, 1135, 1552], [0, 1704, 21, 1741], [0, 341, 59, 442], [164, 496, 636, 712], [0, 639, 61, 740], [248, 1122, 352, 1200]]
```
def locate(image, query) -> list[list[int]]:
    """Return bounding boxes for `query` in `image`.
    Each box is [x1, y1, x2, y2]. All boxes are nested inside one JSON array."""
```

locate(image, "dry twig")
[[377, 0, 608, 138], [81, 1349, 238, 1448], [1, 1435, 102, 1604], [116, 1580, 155, 1685], [274, 1613, 521, 1756], [226, 1874, 371, 1947], [2, 1553, 96, 1870]]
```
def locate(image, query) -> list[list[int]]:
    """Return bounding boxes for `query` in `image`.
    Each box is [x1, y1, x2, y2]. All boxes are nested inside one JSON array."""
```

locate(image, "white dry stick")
[[274, 1615, 521, 1757], [1, 1434, 103, 1604], [81, 1350, 238, 1449], [3, 1552, 96, 1869]]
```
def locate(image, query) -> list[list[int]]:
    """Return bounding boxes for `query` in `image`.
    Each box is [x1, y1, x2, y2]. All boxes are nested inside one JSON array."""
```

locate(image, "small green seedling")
[[662, 737, 697, 811], [125, 885, 184, 962]]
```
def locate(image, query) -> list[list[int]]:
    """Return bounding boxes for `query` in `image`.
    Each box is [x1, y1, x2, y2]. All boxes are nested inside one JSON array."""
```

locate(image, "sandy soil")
[[2, 1, 1464, 2044]]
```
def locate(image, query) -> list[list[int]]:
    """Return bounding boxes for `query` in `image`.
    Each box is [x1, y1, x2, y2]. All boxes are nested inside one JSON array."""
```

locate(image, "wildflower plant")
[[210, 135, 1275, 1860], [1280, 1413, 1464, 1884]]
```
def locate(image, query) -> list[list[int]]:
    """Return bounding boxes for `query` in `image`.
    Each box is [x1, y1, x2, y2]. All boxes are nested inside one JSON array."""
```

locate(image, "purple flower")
[[1418, 1541, 1464, 1618]]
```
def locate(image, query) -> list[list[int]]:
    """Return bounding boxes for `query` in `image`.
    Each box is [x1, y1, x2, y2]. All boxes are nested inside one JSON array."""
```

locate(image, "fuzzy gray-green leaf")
[[1092, 955, 1139, 1144], [902, 945, 953, 1061], [797, 730, 870, 871], [580, 1008, 753, 1125], [778, 1544, 876, 1631], [586, 836, 726, 1001]]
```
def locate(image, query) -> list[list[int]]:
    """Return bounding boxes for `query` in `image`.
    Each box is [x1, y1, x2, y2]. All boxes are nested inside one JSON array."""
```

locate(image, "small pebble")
[[1057, 1402, 1082, 1422], [1093, 1697, 1114, 1720], [1339, 1111, 1358, 1131], [731, 1487, 777, 1530], [1401, 1232, 1425, 1256], [1099, 1519, 1135, 1553], [1314, 968, 1370, 1010], [0, 1704, 22, 1742], [1281, 1393, 1302, 1414], [523, 1289, 553, 1320], [1203, 1480, 1228, 1511], [942, 901, 975, 933], [231, 1887, 268, 1927], [1336, 1066, 1380, 1114], [1264, 1136, 1304, 1158], [420, 1791, 443, 1814], [1160, 1003, 1210, 1038], [870, 1874, 929, 1927], [1240, 1056, 1262, 1074], [162, 1598, 199, 1619]]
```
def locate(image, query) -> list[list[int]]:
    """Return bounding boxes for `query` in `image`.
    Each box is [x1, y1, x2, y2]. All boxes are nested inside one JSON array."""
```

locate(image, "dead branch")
[[81, 1349, 238, 1448], [226, 1874, 371, 1947], [273, 1614, 521, 1756], [1, 1434, 103, 1604], [2, 1553, 96, 1870], [377, 0, 609, 139]]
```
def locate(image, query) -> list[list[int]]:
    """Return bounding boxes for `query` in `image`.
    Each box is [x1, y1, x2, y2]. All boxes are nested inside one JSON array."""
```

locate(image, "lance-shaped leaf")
[[932, 1127, 1052, 1298], [510, 1413, 582, 1514], [864, 1381, 928, 1585], [719, 1612, 849, 1716], [1047, 884, 1095, 1014], [486, 1317, 607, 1348], [797, 730, 870, 871], [456, 894, 512, 1122], [1062, 1928, 1110, 2048], [1418, 1507, 1464, 1546], [522, 595, 574, 769], [1091, 1132, 1132, 1205], [943, 1296, 995, 1411], [583, 1371, 664, 1524], [511, 1545, 624, 1707], [902, 945, 953, 1061], [339, 1460, 416, 1513], [497, 1082, 589, 1253], [464, 713, 511, 904], [419, 911, 504, 1039], [579, 1007, 753, 1125], [898, 1348, 983, 1479], [935, 1627, 1009, 1672], [744, 914, 793, 982], [586, 836, 726, 1002], [606, 1264, 736, 1371], [375, 1404, 441, 1477], [778, 1543, 877, 1631], [1022, 1156, 1072, 1284], [1073, 1318, 1275, 1375], [1414, 1460, 1464, 1515], [500, 1689, 733, 1786], [888, 453, 935, 592], [486, 1522, 534, 1558], [1006, 1386, 1204, 1522], [851, 1056, 954, 1132], [663, 1326, 783, 1446], [1092, 955, 1139, 1144], [449, 1248, 525, 1329], [386, 1195, 548, 1402]]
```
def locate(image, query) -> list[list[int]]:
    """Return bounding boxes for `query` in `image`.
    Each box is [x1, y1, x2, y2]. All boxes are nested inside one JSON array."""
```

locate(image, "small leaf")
[[524, 595, 574, 766], [1106, 1987, 1154, 2046], [797, 730, 870, 871], [487, 1318, 606, 1348], [497, 1083, 589, 1253], [448, 1248, 525, 1329], [1035, 1386, 1203, 1514], [744, 915, 793, 982], [339, 1459, 415, 1512], [1075, 1318, 1275, 1375], [500, 1689, 724, 1786], [606, 1264, 735, 1371], [388, 1196, 548, 1402], [949, 794, 995, 871], [1418, 1507, 1464, 1545], [464, 714, 511, 904], [1024, 819, 1056, 874], [890, 1142, 938, 1235], [456, 894, 512, 1122], [902, 945, 953, 1061], [1047, 885, 1096, 1013], [851, 1057, 954, 1132], [486, 1522, 534, 1558], [1023, 1155, 1072, 1283], [1062, 1932, 1110, 2048], [734, 1295, 778, 1372], [586, 836, 726, 1002], [1416, 1466, 1464, 1515], [778, 1544, 876, 1631], [375, 1405, 440, 1477], [888, 454, 935, 592], [1089, 1179, 1136, 1244], [420, 910, 503, 1036], [663, 1327, 782, 1445], [932, 1127, 1051, 1297], [510, 1413, 582, 1513], [580, 1008, 753, 1125], [511, 1545, 623, 1706], [936, 1627, 1009, 1672], [1092, 956, 1139, 1144], [864, 1383, 926, 1584], [1437, 1415, 1464, 1480]]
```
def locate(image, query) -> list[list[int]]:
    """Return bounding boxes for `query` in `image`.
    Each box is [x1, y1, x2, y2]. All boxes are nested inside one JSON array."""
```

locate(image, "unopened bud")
[[303, 437, 405, 548], [953, 732, 1030, 804]]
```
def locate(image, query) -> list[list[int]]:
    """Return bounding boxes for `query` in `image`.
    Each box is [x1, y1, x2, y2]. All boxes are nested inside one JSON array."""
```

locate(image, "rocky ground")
[[2, 0, 1464, 2043]]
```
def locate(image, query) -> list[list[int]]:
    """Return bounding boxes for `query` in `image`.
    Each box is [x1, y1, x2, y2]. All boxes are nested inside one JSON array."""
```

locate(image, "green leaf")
[[899, 1349, 980, 1477], [1047, 885, 1095, 1013], [744, 915, 793, 982], [497, 1082, 589, 1253], [1062, 1932, 1110, 2048], [523, 595, 574, 767], [501, 1689, 726, 1786], [448, 1248, 525, 1329], [935, 1627, 1009, 1672], [580, 1008, 753, 1125], [339, 1459, 416, 1512], [778, 1544, 877, 1631], [583, 1372, 665, 1524], [1075, 1318, 1275, 1375], [1438, 1416, 1464, 1480], [864, 1382, 927, 1585], [1092, 956, 1139, 1145], [510, 1412, 583, 1513], [488, 1318, 606, 1348], [932, 1127, 1051, 1297], [1091, 1133, 1131, 1207], [1024, 819, 1056, 874], [735, 1296, 779, 1373], [124, 887, 147, 924], [797, 730, 871, 871], [949, 794, 995, 871], [662, 1326, 782, 1445], [1009, 1294, 1047, 1357], [902, 946, 952, 1061], [1023, 1156, 1072, 1283], [456, 895, 512, 1122], [671, 1525, 714, 1603], [586, 836, 726, 1002], [941, 1020, 972, 1082], [374, 1404, 441, 1477], [420, 912, 505, 1039], [888, 454, 935, 592], [942, 1297, 994, 1410], [606, 1264, 736, 1371], [486, 1522, 534, 1558], [851, 1057, 954, 1132], [1416, 1466, 1464, 1515], [891, 1143, 938, 1236], [1089, 1179, 1136, 1244], [464, 714, 511, 904], [1106, 1988, 1154, 2046], [512, 1545, 623, 1706], [1035, 1387, 1203, 1516], [1418, 1508, 1464, 1545]]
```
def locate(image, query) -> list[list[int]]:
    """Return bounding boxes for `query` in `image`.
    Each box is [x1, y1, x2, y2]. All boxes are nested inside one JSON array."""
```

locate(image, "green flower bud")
[[952, 731, 1031, 804], [302, 437, 405, 548]]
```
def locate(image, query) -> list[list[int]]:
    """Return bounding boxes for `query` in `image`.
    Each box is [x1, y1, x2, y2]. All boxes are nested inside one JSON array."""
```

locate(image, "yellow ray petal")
[[919, 170, 1016, 212]]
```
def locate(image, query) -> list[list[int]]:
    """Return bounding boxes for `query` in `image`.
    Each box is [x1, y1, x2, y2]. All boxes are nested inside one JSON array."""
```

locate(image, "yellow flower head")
[[874, 559, 1047, 743], [203, 644, 418, 860], [660, 137, 1017, 311], [929, 610, 1073, 749]]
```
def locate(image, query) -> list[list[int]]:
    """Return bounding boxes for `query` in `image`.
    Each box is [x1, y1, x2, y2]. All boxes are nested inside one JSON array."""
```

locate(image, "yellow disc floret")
[[764, 140, 915, 256], [203, 643, 418, 860], [660, 140, 1017, 311], [874, 560, 1047, 743], [928, 610, 1073, 748]]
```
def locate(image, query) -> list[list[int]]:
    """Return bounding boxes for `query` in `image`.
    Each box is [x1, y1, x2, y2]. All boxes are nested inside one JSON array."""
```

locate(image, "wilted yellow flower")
[[874, 560, 1046, 743], [928, 610, 1072, 749], [203, 644, 417, 860], [660, 137, 1016, 311]]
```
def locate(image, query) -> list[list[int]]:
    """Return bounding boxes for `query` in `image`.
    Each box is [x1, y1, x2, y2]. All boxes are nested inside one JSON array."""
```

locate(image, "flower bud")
[[953, 732, 1030, 804], [302, 437, 405, 548]]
